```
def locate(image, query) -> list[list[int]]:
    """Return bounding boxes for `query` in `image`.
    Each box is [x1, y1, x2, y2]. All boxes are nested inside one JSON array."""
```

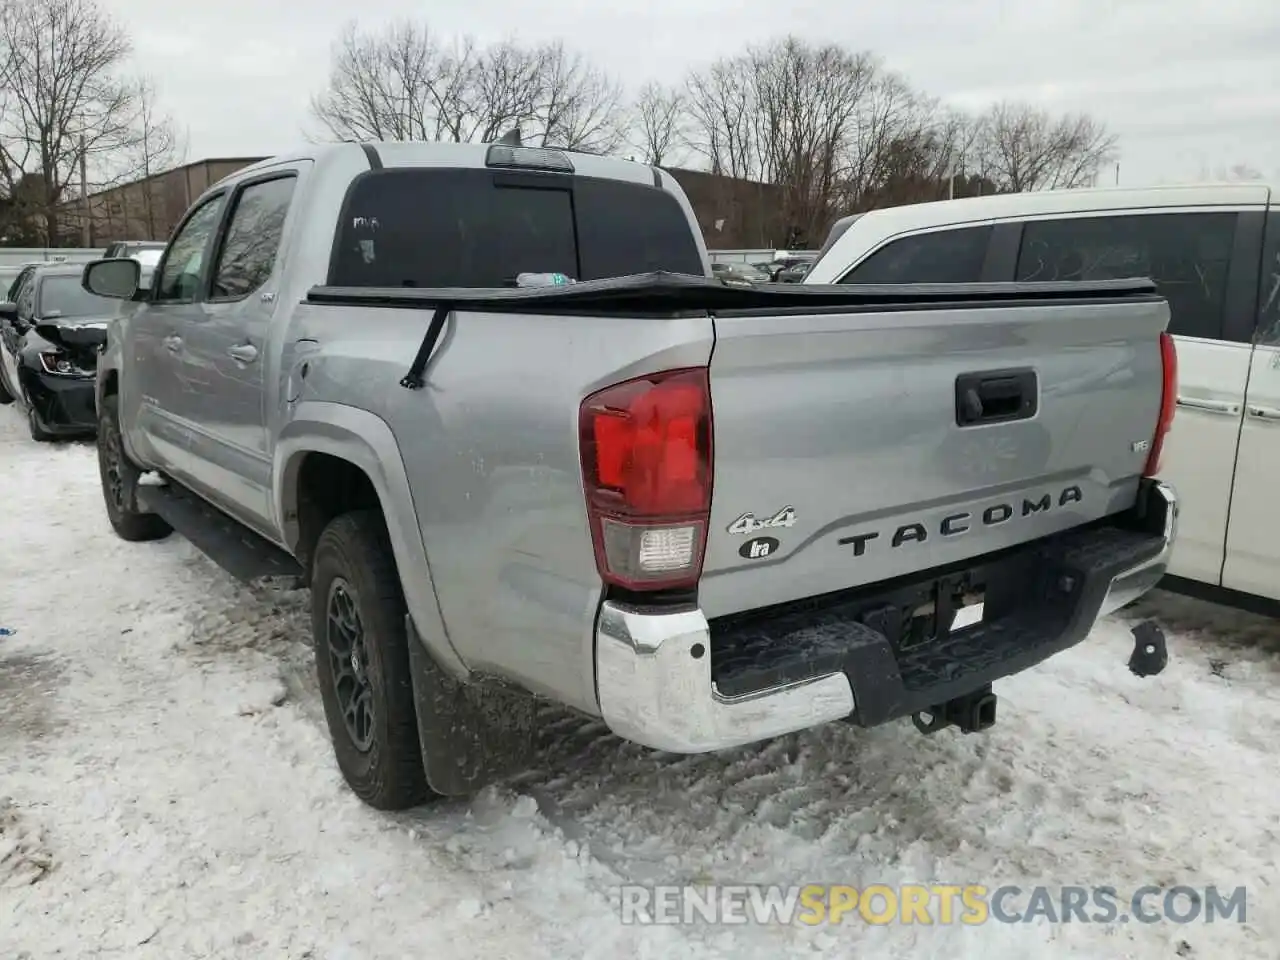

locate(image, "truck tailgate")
[[699, 293, 1170, 619]]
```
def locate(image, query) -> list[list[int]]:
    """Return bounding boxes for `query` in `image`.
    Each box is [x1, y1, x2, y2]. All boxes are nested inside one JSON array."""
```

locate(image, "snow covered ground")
[[2, 406, 1278, 960]]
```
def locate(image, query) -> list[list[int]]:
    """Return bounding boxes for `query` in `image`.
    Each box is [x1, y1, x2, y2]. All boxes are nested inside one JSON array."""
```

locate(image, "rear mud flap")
[[405, 616, 536, 797]]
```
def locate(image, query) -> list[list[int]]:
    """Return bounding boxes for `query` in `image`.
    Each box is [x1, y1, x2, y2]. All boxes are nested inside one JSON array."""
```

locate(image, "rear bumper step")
[[594, 479, 1176, 753]]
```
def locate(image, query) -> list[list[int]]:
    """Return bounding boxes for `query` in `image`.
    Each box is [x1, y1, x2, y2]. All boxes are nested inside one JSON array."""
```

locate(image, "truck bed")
[[298, 272, 1168, 714]]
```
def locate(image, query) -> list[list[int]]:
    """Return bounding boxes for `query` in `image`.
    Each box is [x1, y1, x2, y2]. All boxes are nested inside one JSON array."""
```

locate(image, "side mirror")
[[82, 258, 140, 300], [0, 301, 16, 323]]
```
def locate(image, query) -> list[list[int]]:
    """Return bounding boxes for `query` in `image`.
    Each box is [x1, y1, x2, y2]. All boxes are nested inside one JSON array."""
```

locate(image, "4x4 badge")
[[727, 506, 797, 536]]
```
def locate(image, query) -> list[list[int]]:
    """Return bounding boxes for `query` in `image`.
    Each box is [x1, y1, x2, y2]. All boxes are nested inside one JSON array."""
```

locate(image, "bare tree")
[[628, 82, 685, 165], [685, 38, 879, 244], [684, 55, 758, 180], [308, 21, 625, 152], [309, 21, 462, 142], [834, 68, 929, 210], [972, 101, 1117, 192], [533, 42, 624, 154], [103, 77, 188, 239], [0, 0, 138, 245]]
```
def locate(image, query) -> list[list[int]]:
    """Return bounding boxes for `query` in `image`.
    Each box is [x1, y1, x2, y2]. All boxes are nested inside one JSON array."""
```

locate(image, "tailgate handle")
[[955, 369, 1038, 427]]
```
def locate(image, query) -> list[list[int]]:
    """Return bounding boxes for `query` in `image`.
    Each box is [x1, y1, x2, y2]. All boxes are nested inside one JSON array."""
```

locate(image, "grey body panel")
[[97, 138, 1170, 723], [280, 301, 713, 713], [100, 140, 716, 714], [700, 298, 1170, 617]]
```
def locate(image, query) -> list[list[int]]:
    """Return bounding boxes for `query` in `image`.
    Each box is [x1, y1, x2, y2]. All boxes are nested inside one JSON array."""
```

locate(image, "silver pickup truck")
[[82, 139, 1179, 810]]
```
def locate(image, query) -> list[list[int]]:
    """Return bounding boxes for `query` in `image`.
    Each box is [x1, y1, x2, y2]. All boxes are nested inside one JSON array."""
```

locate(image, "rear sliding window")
[[328, 168, 703, 288]]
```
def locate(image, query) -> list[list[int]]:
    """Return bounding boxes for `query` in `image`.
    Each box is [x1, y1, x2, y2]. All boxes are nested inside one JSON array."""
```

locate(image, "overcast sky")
[[108, 0, 1279, 186]]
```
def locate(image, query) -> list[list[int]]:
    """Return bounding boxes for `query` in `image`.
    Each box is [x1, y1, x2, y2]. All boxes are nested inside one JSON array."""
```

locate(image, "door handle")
[[163, 335, 182, 353], [955, 368, 1038, 426], [227, 343, 258, 363], [1246, 405, 1280, 421], [1175, 396, 1240, 416]]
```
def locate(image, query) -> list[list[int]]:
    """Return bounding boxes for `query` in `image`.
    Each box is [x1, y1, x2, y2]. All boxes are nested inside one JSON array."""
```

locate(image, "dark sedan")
[[0, 264, 117, 441]]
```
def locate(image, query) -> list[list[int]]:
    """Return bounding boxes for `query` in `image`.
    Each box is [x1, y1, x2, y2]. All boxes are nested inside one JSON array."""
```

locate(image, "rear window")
[[328, 168, 703, 288], [839, 226, 992, 284]]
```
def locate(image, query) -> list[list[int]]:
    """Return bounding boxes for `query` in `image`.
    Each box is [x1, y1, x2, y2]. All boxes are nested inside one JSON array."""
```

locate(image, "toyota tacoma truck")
[[82, 138, 1179, 810]]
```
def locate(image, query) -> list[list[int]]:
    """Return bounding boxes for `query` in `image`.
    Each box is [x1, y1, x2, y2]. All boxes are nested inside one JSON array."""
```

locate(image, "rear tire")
[[311, 510, 432, 810], [97, 393, 172, 542]]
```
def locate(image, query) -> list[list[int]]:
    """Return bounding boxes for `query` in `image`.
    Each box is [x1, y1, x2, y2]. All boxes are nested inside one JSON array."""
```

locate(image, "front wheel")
[[97, 393, 172, 541], [311, 510, 433, 810]]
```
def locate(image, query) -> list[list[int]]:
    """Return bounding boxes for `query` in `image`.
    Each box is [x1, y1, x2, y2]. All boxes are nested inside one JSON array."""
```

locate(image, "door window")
[[1016, 212, 1238, 340], [7, 266, 34, 303], [838, 226, 993, 284], [16, 273, 35, 320], [155, 196, 225, 302], [210, 176, 297, 300], [1256, 212, 1280, 345]]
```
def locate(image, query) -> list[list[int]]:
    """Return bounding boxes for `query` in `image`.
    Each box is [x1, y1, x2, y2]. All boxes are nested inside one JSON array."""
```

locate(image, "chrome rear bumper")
[[594, 602, 854, 753], [594, 480, 1177, 754]]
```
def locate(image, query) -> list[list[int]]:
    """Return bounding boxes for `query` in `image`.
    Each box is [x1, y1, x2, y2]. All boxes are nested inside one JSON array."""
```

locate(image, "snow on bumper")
[[595, 480, 1177, 754]]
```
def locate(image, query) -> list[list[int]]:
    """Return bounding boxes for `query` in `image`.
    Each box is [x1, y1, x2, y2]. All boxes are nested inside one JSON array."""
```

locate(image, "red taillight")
[[1144, 331, 1178, 477], [579, 368, 713, 590]]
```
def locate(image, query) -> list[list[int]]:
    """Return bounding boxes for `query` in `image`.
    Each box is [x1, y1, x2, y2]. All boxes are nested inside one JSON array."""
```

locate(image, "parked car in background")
[[101, 241, 166, 289], [3, 262, 56, 302], [776, 261, 812, 283], [711, 262, 770, 284], [86, 138, 1176, 813], [0, 263, 116, 441], [103, 240, 166, 259], [805, 183, 1280, 607], [760, 254, 816, 281]]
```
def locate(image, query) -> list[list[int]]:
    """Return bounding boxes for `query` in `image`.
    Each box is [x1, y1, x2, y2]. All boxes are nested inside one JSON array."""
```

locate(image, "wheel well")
[[294, 452, 383, 576]]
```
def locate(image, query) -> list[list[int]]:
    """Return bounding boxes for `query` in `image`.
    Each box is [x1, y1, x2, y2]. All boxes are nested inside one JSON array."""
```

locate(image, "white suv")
[[806, 184, 1280, 606]]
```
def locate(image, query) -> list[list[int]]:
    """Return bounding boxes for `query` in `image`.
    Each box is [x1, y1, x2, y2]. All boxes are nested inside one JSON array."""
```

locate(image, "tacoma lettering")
[[838, 485, 1083, 555]]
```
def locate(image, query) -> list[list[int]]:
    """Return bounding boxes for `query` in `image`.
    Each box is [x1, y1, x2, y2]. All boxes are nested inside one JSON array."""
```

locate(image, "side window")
[[839, 226, 992, 284], [16, 275, 35, 319], [210, 176, 297, 301], [155, 196, 225, 303], [8, 267, 33, 302], [1016, 212, 1238, 340], [1257, 212, 1280, 345]]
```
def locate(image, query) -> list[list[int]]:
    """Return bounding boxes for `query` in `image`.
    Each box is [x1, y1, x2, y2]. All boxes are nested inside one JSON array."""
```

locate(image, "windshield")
[[36, 275, 118, 319]]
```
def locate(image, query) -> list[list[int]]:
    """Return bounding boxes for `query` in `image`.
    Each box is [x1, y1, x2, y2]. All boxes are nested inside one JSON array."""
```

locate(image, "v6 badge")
[[740, 536, 780, 560]]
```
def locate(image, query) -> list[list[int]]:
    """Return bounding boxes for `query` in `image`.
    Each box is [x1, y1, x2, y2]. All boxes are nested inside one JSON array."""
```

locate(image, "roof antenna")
[[496, 126, 522, 146]]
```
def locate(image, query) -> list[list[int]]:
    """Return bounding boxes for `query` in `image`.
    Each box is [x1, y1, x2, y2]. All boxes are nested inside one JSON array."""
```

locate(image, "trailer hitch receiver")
[[912, 684, 998, 736]]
